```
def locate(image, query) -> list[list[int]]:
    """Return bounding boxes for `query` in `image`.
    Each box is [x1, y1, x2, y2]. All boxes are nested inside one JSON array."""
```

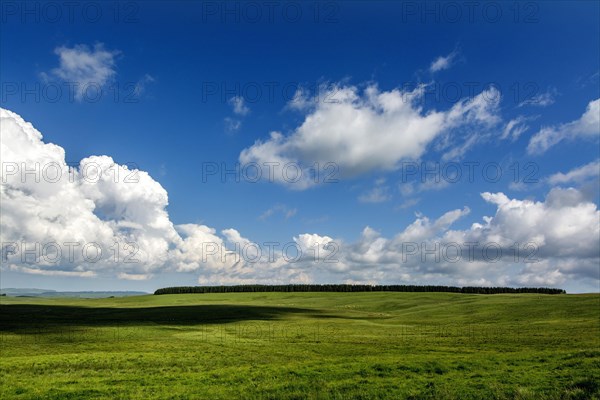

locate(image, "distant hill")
[[0, 288, 147, 298]]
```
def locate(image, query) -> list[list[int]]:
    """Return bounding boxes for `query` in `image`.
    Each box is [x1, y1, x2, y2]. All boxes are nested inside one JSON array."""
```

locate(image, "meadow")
[[1, 292, 598, 399]]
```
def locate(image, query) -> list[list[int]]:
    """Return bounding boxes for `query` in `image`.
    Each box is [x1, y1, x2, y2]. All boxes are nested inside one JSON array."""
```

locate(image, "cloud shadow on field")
[[0, 304, 332, 332]]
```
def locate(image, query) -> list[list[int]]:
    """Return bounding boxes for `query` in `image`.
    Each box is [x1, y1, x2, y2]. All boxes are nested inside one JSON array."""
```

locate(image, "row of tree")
[[154, 284, 566, 295]]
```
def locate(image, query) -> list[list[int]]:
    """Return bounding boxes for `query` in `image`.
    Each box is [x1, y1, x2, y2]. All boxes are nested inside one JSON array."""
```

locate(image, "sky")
[[0, 1, 599, 293]]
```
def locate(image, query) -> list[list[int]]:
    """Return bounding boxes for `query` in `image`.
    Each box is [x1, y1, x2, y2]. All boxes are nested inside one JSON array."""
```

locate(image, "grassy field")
[[1, 292, 599, 399]]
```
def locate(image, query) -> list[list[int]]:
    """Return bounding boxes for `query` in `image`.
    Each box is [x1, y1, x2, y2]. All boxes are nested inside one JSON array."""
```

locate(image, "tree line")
[[154, 284, 566, 295]]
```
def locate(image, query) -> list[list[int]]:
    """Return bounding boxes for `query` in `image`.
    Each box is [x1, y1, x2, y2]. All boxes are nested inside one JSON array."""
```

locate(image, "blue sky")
[[1, 1, 599, 293]]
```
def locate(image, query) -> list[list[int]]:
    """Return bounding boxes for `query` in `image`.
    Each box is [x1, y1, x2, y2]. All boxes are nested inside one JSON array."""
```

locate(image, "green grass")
[[1, 292, 599, 399]]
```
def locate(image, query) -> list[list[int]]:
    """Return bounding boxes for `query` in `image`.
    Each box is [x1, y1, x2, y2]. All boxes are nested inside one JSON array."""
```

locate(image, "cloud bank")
[[1, 108, 598, 289]]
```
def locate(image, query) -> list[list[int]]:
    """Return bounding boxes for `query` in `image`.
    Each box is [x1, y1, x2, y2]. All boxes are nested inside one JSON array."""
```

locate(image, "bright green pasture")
[[1, 292, 598, 399]]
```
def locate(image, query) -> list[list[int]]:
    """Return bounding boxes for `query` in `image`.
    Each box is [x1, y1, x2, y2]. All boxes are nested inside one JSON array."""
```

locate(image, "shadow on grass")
[[0, 304, 330, 332]]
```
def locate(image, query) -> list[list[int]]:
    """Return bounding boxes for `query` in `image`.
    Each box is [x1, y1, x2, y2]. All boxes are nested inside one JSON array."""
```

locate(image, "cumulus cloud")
[[45, 43, 119, 101], [0, 108, 333, 285], [327, 189, 599, 288], [527, 98, 600, 154], [1, 108, 178, 277], [240, 83, 501, 189], [473, 189, 599, 260], [2, 109, 597, 290], [0, 108, 252, 280]]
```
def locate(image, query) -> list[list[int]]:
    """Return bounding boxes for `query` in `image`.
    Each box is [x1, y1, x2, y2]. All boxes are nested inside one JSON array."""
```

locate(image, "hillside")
[[1, 292, 598, 399]]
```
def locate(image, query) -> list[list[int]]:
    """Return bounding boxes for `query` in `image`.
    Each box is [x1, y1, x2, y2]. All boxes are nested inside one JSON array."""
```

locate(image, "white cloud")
[[259, 204, 297, 220], [287, 87, 313, 111], [133, 74, 155, 97], [359, 179, 391, 203], [240, 83, 502, 189], [577, 71, 599, 89], [508, 181, 530, 192], [229, 96, 250, 116], [429, 49, 459, 73], [294, 233, 334, 253], [518, 88, 557, 108], [7, 266, 97, 278], [286, 209, 298, 219], [46, 43, 119, 101], [3, 108, 597, 290], [118, 272, 153, 280], [224, 117, 242, 133], [1, 108, 175, 276], [474, 189, 599, 260], [547, 160, 600, 186], [306, 188, 598, 288], [514, 263, 565, 286], [224, 96, 250, 133], [528, 98, 600, 154], [1, 108, 319, 285], [501, 116, 531, 141], [0, 108, 232, 279], [440, 133, 480, 161], [328, 189, 599, 287], [358, 187, 390, 203], [398, 175, 450, 197], [395, 198, 420, 210]]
